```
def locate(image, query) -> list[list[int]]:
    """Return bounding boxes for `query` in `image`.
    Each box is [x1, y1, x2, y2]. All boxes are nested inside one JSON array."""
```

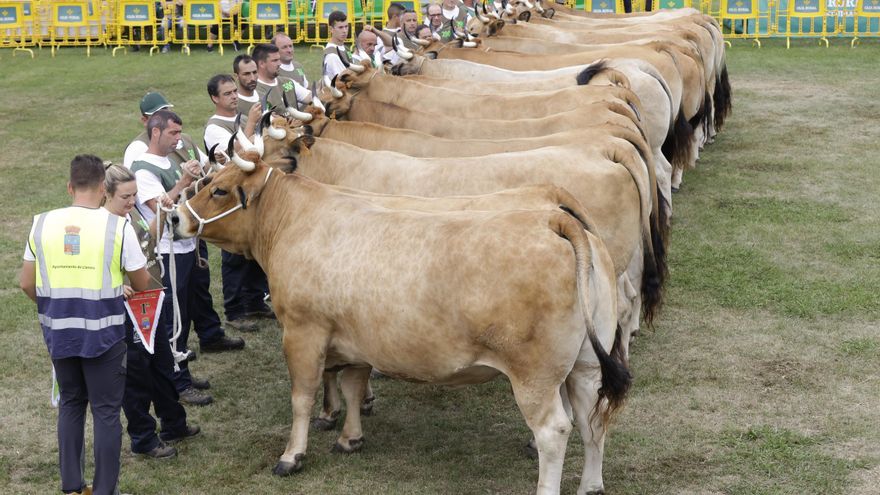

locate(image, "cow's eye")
[[212, 188, 228, 197]]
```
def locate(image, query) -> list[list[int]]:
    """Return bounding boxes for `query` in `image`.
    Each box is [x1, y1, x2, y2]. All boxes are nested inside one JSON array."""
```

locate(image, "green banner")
[[255, 2, 283, 21], [322, 2, 349, 18], [190, 3, 217, 21], [793, 0, 821, 13], [55, 4, 84, 23], [590, 0, 617, 13], [123, 3, 151, 21], [727, 0, 754, 14], [0, 5, 19, 25]]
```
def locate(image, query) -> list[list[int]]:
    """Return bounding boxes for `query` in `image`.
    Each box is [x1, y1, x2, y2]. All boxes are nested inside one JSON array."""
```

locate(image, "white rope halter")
[[183, 167, 275, 236]]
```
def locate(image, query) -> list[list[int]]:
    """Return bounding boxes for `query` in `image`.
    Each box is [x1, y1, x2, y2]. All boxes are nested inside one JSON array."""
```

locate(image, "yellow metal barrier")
[[851, 0, 880, 46], [239, 0, 287, 49], [111, 0, 159, 56], [0, 1, 35, 56], [718, 0, 769, 46], [304, 0, 355, 45], [174, 0, 231, 55], [47, 0, 103, 56], [776, 0, 830, 47]]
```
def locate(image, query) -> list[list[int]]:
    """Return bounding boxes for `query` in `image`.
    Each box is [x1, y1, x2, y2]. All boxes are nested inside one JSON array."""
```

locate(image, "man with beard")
[[252, 43, 314, 113], [232, 54, 263, 133]]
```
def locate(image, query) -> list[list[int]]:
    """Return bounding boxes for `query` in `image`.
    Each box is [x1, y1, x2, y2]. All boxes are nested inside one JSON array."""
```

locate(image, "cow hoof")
[[360, 395, 376, 416], [671, 186, 680, 193], [583, 490, 605, 495], [332, 437, 364, 454], [522, 441, 538, 461], [272, 454, 304, 476], [311, 416, 337, 431]]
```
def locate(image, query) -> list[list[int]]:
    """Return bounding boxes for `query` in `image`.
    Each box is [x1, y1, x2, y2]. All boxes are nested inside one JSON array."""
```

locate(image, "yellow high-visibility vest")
[[28, 206, 127, 358]]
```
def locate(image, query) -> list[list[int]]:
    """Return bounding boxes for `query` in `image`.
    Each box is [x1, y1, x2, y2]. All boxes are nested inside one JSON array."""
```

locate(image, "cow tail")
[[714, 63, 732, 130], [555, 215, 632, 426]]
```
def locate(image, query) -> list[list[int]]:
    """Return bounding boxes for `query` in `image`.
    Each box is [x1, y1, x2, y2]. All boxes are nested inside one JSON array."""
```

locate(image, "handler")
[[20, 154, 150, 495]]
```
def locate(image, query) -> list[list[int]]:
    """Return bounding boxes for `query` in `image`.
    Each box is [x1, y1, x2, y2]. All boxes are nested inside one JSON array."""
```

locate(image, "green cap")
[[139, 92, 173, 116]]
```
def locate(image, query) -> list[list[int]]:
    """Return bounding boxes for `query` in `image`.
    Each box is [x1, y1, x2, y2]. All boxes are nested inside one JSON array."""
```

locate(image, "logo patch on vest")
[[283, 81, 294, 92], [64, 226, 81, 255]]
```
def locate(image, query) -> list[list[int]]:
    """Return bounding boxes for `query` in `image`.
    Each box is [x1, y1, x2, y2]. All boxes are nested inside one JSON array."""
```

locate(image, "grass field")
[[1, 38, 879, 494]]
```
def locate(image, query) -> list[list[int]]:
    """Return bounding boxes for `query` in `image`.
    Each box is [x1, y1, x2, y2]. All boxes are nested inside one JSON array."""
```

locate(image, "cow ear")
[[518, 11, 531, 22], [542, 7, 555, 18], [488, 20, 504, 36], [291, 134, 316, 155], [426, 51, 439, 60]]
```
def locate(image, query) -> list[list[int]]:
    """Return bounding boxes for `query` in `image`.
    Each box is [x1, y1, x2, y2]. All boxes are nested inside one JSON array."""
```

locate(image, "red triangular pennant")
[[124, 288, 166, 354]]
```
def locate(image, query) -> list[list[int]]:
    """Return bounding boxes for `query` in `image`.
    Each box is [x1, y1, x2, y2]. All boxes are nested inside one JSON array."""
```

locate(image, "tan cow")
[[173, 144, 631, 495]]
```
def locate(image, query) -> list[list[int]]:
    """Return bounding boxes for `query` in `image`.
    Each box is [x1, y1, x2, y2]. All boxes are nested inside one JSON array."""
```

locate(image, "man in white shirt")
[[323, 10, 352, 80], [374, 2, 405, 63], [353, 25, 393, 66], [204, 75, 273, 334], [253, 43, 314, 113], [132, 110, 245, 407], [123, 92, 210, 170], [233, 54, 262, 130], [271, 31, 308, 87]]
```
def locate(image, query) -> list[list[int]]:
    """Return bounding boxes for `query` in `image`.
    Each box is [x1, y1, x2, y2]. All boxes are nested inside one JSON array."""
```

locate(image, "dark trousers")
[[53, 340, 126, 495], [160, 242, 224, 392], [121, 320, 187, 454], [221, 249, 269, 321]]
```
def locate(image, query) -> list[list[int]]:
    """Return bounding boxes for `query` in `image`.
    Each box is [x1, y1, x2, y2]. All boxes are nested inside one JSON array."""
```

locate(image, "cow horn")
[[534, 0, 545, 13], [289, 107, 313, 122], [232, 131, 256, 171], [463, 41, 477, 48], [412, 37, 430, 46], [312, 95, 326, 113], [478, 2, 491, 22], [265, 113, 286, 140], [523, 0, 534, 9], [322, 76, 343, 99], [349, 63, 365, 73], [253, 133, 264, 157], [398, 47, 413, 59], [432, 31, 442, 41]]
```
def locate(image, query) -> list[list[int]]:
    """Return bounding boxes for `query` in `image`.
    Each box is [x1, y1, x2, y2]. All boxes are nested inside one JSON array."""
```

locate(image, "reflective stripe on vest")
[[30, 207, 126, 332]]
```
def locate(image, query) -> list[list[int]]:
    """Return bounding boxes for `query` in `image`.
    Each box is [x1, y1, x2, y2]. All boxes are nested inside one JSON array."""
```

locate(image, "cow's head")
[[174, 133, 276, 257], [467, 3, 506, 37], [336, 60, 379, 91], [316, 74, 354, 119]]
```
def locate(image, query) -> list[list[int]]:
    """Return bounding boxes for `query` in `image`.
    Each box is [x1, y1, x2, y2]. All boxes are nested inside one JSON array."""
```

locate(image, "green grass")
[[2, 39, 880, 494]]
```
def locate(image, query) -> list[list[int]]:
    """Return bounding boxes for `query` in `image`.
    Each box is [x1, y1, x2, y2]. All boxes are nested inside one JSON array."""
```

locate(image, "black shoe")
[[206, 45, 214, 52], [191, 376, 211, 390], [200, 335, 245, 353], [245, 306, 276, 320], [161, 424, 201, 444], [226, 318, 261, 332], [139, 441, 177, 459], [179, 387, 214, 406], [232, 40, 240, 52]]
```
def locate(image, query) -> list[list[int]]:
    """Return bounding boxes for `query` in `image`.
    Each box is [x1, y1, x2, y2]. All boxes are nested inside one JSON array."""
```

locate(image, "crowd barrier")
[[1, 0, 877, 57]]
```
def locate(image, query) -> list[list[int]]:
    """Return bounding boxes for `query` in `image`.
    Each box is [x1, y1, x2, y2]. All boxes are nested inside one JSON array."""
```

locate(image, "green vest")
[[279, 61, 307, 87], [323, 44, 353, 73], [130, 159, 182, 193], [132, 131, 199, 169], [207, 116, 237, 135], [257, 77, 303, 112]]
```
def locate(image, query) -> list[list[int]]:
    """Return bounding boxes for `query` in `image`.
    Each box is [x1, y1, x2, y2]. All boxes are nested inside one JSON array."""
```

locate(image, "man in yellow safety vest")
[[20, 154, 150, 495]]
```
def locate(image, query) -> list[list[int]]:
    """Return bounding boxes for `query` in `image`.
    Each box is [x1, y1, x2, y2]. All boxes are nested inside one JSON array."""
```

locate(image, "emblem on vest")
[[64, 225, 81, 255], [188, 149, 195, 160], [283, 80, 294, 92]]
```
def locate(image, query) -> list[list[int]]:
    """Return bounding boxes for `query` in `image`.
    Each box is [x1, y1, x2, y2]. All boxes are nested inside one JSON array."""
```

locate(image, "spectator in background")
[[426, 3, 446, 39], [354, 25, 393, 66]]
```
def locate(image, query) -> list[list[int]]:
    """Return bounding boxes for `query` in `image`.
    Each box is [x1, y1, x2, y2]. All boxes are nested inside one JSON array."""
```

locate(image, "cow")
[[173, 141, 632, 495]]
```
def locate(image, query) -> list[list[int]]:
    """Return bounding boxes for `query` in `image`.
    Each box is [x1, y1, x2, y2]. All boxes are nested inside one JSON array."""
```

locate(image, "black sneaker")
[[179, 387, 214, 406], [245, 306, 276, 320], [200, 335, 245, 353], [225, 318, 261, 332], [139, 441, 177, 459], [161, 424, 201, 444], [191, 376, 211, 390]]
